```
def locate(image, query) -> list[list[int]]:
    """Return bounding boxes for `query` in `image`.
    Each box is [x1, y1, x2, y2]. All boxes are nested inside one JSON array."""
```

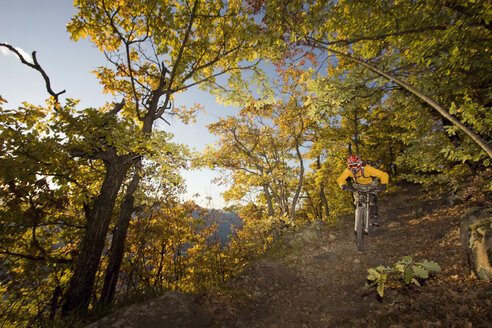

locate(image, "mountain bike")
[[350, 183, 381, 251]]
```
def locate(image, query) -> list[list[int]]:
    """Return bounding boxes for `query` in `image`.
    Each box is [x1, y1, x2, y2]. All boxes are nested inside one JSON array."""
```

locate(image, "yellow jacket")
[[337, 164, 389, 187]]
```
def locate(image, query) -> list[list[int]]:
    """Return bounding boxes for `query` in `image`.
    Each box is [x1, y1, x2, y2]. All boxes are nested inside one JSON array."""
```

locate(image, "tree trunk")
[[303, 187, 321, 220], [353, 109, 361, 155], [62, 153, 132, 314], [99, 166, 141, 305], [316, 157, 330, 219], [95, 0, 199, 306], [49, 286, 62, 319], [98, 97, 157, 305], [263, 184, 275, 217], [154, 241, 167, 289], [270, 184, 285, 215], [320, 186, 330, 218], [290, 138, 305, 222]]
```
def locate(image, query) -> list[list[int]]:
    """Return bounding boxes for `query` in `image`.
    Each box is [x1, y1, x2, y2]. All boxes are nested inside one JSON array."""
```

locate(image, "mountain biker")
[[337, 155, 389, 226]]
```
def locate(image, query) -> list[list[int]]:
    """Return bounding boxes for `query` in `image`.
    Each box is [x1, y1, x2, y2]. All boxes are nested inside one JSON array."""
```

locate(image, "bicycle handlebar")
[[350, 184, 382, 193]]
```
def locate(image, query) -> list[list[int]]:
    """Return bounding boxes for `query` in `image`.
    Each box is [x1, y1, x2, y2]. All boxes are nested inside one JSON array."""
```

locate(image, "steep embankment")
[[85, 184, 491, 328], [201, 184, 491, 327]]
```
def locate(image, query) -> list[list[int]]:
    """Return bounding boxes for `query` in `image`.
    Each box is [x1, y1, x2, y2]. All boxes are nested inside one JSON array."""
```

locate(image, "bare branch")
[[0, 43, 66, 105], [157, 0, 200, 119], [171, 59, 262, 94], [0, 249, 72, 264], [305, 26, 447, 48], [108, 99, 126, 116]]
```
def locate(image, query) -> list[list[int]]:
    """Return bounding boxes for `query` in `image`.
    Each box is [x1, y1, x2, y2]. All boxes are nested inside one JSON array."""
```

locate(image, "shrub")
[[365, 256, 441, 297]]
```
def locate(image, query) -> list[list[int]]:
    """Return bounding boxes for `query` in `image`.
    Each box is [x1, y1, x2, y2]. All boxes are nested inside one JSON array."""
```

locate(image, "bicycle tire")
[[364, 203, 371, 234], [355, 206, 364, 251]]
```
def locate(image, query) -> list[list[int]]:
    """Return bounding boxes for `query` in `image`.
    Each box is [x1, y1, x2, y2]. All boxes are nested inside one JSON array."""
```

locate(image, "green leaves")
[[366, 265, 390, 297], [417, 259, 442, 273], [365, 256, 441, 297], [260, 0, 492, 193]]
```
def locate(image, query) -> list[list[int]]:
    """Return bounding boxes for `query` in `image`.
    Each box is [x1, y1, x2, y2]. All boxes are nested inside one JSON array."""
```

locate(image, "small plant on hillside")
[[365, 256, 441, 297]]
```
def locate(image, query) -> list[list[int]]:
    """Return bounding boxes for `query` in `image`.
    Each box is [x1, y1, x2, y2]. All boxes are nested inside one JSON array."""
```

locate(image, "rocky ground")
[[85, 184, 492, 328]]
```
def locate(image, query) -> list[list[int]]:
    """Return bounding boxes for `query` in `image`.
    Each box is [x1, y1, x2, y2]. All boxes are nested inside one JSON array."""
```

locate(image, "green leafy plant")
[[365, 256, 441, 297]]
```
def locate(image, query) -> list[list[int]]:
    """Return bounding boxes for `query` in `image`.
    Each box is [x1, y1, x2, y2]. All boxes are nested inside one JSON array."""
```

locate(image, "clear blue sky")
[[0, 0, 239, 209]]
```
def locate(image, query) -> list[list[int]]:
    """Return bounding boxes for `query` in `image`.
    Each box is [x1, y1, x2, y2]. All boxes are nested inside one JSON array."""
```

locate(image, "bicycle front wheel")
[[355, 207, 364, 251]]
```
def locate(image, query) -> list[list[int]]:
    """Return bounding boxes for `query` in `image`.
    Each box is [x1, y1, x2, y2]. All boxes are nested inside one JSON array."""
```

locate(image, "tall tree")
[[204, 64, 314, 222], [0, 44, 137, 324], [61, 0, 265, 314], [204, 112, 288, 217]]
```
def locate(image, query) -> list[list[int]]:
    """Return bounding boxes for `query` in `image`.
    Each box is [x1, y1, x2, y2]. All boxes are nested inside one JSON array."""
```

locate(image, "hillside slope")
[[200, 184, 491, 327], [85, 184, 491, 328]]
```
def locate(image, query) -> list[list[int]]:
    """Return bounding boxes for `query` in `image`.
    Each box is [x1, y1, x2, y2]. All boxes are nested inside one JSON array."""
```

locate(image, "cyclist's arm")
[[365, 165, 389, 185], [337, 168, 352, 187]]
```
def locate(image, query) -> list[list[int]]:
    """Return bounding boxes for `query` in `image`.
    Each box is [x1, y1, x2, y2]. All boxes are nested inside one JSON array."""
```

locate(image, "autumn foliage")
[[0, 0, 491, 327]]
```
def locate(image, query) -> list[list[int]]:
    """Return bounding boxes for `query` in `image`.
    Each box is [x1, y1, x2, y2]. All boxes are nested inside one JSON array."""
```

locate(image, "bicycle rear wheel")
[[355, 207, 364, 251]]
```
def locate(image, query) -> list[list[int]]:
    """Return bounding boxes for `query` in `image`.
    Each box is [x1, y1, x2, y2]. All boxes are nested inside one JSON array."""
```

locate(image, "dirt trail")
[[85, 184, 491, 328], [201, 184, 492, 327]]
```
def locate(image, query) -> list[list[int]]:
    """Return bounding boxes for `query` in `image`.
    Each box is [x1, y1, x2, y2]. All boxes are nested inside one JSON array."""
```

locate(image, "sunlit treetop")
[[68, 0, 268, 120]]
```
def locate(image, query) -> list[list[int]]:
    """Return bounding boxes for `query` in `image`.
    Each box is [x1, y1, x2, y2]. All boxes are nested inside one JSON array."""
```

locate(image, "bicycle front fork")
[[354, 205, 370, 234], [363, 205, 370, 234]]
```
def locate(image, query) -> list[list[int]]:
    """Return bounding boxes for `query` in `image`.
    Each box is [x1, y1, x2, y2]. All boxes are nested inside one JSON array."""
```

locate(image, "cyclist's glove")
[[379, 184, 387, 191], [342, 184, 354, 192]]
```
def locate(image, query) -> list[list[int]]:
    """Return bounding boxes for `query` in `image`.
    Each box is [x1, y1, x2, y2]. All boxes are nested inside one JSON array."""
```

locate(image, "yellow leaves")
[[66, 17, 87, 42], [71, 0, 262, 93], [129, 48, 139, 62], [0, 95, 7, 107]]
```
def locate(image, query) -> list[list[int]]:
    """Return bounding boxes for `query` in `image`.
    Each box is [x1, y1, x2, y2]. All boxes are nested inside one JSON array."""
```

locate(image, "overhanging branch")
[[305, 39, 492, 159], [0, 249, 72, 264], [0, 43, 66, 105]]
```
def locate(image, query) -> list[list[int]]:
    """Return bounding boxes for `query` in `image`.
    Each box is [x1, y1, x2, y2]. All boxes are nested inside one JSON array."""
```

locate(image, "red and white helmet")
[[347, 155, 363, 173]]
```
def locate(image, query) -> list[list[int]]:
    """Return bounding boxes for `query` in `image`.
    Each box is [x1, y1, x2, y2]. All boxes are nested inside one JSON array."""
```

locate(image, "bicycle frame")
[[353, 184, 378, 251]]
